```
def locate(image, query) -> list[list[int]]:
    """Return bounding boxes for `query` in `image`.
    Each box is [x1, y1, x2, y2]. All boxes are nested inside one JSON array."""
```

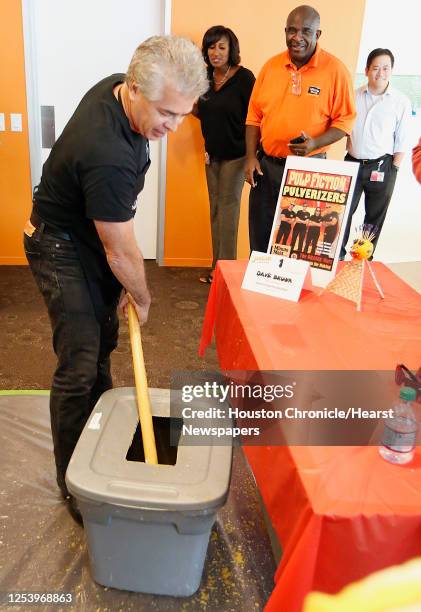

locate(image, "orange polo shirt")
[[246, 45, 356, 158]]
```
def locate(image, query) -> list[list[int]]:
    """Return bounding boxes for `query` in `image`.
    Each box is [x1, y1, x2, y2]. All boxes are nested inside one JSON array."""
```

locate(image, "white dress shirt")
[[347, 84, 412, 160]]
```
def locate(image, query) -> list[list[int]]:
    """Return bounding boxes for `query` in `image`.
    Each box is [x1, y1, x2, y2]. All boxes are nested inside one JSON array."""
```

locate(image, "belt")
[[263, 152, 327, 164], [30, 211, 72, 241], [263, 153, 287, 165], [347, 153, 391, 165]]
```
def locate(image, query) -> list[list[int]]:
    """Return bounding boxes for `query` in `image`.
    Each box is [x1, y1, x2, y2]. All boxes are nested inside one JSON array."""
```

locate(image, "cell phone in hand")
[[290, 136, 305, 144]]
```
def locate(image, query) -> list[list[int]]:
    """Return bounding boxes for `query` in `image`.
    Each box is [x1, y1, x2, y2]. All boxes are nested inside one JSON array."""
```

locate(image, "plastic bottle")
[[379, 386, 418, 465]]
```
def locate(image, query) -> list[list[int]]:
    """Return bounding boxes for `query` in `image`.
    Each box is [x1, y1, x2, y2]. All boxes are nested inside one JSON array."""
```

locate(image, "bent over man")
[[24, 36, 208, 521]]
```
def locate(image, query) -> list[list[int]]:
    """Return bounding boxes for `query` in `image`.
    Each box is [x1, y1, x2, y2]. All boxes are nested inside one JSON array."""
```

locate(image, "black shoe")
[[199, 273, 213, 284], [65, 495, 83, 526]]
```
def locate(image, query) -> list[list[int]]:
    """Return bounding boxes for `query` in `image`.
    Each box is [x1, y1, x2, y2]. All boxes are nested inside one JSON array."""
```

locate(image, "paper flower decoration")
[[350, 227, 376, 261]]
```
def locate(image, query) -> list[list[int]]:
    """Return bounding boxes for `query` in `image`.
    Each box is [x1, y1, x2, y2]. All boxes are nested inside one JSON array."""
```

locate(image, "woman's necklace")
[[213, 65, 231, 86]]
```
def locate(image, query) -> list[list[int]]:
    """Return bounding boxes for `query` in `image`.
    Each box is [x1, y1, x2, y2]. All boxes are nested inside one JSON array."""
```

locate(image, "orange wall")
[[0, 1, 365, 267], [165, 0, 366, 266], [0, 0, 32, 264]]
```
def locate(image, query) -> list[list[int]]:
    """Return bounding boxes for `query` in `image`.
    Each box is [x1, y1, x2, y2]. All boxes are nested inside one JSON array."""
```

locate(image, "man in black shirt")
[[320, 205, 340, 255], [275, 202, 296, 244], [23, 36, 208, 522], [304, 206, 322, 255], [290, 205, 310, 254]]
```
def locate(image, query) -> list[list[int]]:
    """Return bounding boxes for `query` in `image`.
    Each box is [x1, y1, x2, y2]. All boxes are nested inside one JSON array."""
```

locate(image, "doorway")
[[22, 0, 169, 260]]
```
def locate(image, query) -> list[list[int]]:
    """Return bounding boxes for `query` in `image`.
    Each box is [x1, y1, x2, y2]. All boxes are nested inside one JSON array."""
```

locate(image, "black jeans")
[[249, 155, 286, 252], [24, 231, 119, 496], [276, 222, 292, 245], [304, 228, 321, 255], [340, 154, 398, 258], [290, 223, 307, 254]]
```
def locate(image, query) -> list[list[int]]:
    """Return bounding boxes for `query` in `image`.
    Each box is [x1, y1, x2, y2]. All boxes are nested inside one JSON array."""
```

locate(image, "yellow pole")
[[127, 300, 158, 464]]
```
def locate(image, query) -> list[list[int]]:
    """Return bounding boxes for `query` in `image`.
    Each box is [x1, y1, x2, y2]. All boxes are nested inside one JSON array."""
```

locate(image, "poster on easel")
[[267, 156, 359, 288]]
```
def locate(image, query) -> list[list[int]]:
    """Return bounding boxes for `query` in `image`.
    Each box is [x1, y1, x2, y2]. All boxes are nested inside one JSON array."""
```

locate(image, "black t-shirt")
[[308, 214, 322, 229], [322, 211, 339, 242], [280, 209, 296, 224], [295, 210, 310, 223], [33, 74, 150, 316], [198, 67, 255, 160]]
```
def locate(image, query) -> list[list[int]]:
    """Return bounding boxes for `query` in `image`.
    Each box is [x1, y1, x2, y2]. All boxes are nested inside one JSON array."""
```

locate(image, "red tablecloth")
[[199, 260, 421, 612]]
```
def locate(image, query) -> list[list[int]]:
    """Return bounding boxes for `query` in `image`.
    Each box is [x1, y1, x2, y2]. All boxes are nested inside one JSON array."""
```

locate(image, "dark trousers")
[[249, 155, 286, 252], [290, 223, 307, 254], [341, 154, 398, 258], [205, 156, 246, 269], [249, 152, 326, 253], [24, 231, 119, 497], [276, 222, 292, 245], [304, 228, 320, 255]]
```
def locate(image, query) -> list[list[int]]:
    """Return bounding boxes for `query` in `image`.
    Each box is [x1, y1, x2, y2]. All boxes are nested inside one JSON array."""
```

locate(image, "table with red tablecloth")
[[199, 260, 421, 612]]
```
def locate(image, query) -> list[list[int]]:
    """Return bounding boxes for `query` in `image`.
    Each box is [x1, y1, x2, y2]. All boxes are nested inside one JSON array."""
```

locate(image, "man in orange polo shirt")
[[245, 5, 356, 252]]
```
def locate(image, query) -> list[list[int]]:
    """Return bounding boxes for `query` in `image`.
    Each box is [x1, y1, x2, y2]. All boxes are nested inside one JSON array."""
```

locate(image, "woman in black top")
[[194, 26, 255, 283]]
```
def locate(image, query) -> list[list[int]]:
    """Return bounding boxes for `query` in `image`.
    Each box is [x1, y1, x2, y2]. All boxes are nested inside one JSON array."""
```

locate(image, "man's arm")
[[289, 128, 347, 157], [392, 152, 404, 169], [94, 218, 151, 324], [280, 212, 292, 225], [322, 216, 338, 227], [245, 125, 263, 186], [393, 96, 412, 169]]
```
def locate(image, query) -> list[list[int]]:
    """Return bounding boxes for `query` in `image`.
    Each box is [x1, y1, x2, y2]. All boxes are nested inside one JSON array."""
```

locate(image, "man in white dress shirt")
[[340, 48, 411, 258]]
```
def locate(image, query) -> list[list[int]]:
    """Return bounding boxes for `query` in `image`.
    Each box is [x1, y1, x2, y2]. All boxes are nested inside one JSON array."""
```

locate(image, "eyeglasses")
[[286, 27, 317, 37], [395, 363, 421, 403], [290, 70, 301, 95]]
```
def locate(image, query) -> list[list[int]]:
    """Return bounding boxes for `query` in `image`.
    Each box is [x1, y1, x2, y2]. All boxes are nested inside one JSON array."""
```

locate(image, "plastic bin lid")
[[66, 388, 233, 512]]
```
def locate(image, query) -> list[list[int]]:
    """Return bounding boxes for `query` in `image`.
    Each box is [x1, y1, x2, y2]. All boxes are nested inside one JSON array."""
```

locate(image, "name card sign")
[[242, 251, 312, 302]]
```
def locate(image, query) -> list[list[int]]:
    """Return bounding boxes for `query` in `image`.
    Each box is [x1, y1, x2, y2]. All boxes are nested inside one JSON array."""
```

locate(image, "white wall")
[[30, 0, 164, 259], [357, 0, 421, 74], [345, 0, 421, 263]]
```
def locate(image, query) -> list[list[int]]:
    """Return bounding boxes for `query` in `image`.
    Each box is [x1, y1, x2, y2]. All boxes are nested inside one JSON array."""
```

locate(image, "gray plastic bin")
[[66, 387, 232, 596]]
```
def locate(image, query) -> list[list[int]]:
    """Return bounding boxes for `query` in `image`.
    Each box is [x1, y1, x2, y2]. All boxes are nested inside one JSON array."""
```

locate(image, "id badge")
[[370, 171, 385, 182]]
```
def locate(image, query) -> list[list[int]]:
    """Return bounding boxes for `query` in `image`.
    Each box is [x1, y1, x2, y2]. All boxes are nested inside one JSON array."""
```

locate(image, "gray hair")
[[126, 35, 208, 101]]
